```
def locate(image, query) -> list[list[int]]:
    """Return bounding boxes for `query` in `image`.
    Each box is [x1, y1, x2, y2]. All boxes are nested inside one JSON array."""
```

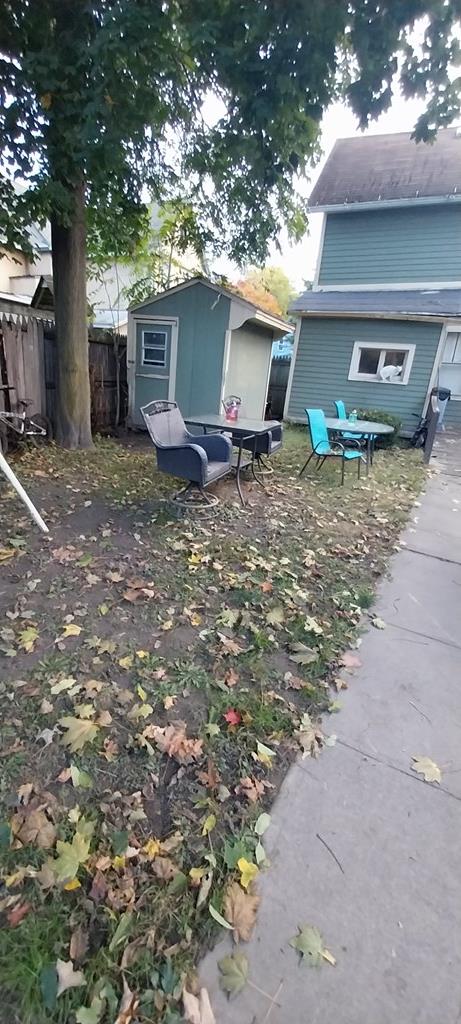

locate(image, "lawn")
[[0, 428, 424, 1023]]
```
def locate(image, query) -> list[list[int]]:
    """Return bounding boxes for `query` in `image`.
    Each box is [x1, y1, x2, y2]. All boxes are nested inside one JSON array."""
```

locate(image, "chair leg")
[[299, 450, 313, 477], [358, 457, 361, 479], [341, 457, 345, 485]]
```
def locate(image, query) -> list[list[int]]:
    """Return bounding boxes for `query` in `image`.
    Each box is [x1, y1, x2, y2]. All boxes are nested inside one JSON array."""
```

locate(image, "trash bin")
[[431, 386, 451, 429]]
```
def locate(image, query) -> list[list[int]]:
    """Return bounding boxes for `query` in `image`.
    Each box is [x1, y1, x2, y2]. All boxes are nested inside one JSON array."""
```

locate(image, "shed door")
[[134, 318, 178, 414], [225, 325, 271, 418]]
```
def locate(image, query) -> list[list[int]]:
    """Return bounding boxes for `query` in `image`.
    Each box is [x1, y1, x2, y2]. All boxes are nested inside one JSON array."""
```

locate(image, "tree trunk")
[[51, 180, 92, 448]]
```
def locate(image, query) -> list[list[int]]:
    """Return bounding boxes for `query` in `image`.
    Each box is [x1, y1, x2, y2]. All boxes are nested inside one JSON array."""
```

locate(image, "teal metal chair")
[[300, 408, 364, 485], [334, 400, 377, 463]]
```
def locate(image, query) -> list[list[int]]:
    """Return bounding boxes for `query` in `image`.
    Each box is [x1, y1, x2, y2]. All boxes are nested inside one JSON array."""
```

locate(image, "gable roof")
[[309, 127, 461, 210], [129, 275, 293, 334], [290, 287, 461, 321]]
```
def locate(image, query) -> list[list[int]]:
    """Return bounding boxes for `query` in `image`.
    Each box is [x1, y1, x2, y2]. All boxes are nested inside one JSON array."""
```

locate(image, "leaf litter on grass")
[[0, 434, 425, 1021]]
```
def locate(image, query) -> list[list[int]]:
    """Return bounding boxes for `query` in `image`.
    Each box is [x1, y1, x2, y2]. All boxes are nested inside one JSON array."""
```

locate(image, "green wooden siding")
[[131, 283, 230, 423], [287, 317, 442, 433], [318, 205, 461, 285]]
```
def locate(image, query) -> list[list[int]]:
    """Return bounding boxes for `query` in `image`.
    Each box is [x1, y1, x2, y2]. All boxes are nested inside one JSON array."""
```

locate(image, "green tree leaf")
[[218, 951, 249, 998]]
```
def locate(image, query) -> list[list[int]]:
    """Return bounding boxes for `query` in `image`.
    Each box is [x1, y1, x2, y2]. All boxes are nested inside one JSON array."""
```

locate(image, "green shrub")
[[356, 408, 401, 447]]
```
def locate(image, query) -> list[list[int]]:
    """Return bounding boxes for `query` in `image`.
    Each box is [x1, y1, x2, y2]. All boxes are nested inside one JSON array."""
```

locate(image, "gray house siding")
[[318, 205, 461, 285], [132, 284, 230, 420], [287, 317, 442, 433], [445, 401, 461, 428]]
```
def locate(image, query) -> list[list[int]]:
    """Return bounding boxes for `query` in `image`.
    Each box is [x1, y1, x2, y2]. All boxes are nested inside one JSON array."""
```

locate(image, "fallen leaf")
[[290, 924, 336, 967], [411, 755, 441, 783], [70, 925, 89, 962], [11, 806, 56, 849], [114, 976, 139, 1024], [266, 607, 285, 627], [70, 765, 93, 789], [59, 716, 99, 752], [0, 546, 16, 561], [163, 694, 177, 710], [197, 759, 220, 790], [52, 822, 93, 883], [202, 813, 216, 836], [145, 721, 203, 763], [237, 857, 259, 891], [37, 725, 59, 747], [152, 856, 179, 882], [56, 958, 85, 996], [75, 996, 105, 1024], [183, 987, 216, 1024], [209, 903, 234, 930], [224, 667, 239, 688], [340, 651, 362, 670], [60, 623, 82, 639], [289, 641, 318, 666], [253, 740, 276, 768], [254, 812, 271, 836], [7, 901, 32, 927], [371, 617, 386, 630], [218, 951, 248, 998], [224, 882, 260, 943], [218, 633, 245, 656], [235, 776, 271, 804], [296, 712, 323, 758], [224, 708, 242, 726], [18, 626, 39, 652], [50, 676, 77, 695], [196, 869, 213, 909]]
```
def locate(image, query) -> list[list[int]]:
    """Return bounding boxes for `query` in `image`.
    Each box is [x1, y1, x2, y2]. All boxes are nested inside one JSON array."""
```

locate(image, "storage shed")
[[127, 277, 292, 426]]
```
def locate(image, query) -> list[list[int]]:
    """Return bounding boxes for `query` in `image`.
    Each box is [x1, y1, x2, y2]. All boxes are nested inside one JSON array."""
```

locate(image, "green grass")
[[0, 428, 426, 1023]]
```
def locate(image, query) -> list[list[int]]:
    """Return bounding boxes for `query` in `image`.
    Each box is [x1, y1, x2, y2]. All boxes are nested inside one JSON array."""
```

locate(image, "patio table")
[[324, 417, 394, 471], [185, 414, 281, 504]]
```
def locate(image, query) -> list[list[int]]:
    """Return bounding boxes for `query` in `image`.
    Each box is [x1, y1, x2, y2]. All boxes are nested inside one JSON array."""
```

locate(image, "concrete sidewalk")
[[201, 436, 461, 1024]]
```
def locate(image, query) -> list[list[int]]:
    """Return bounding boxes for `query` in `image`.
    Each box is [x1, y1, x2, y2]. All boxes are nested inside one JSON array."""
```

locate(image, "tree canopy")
[[1, 1, 460, 445], [237, 266, 297, 316], [2, 1, 461, 263]]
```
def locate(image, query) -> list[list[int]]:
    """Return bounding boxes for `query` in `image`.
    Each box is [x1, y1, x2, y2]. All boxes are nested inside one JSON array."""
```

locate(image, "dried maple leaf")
[[183, 986, 216, 1024], [52, 546, 83, 564], [152, 856, 178, 882], [147, 721, 203, 764], [296, 713, 324, 759], [56, 958, 85, 996], [235, 776, 265, 804], [224, 708, 242, 726], [115, 976, 139, 1024], [59, 716, 99, 752], [411, 755, 441, 783], [89, 870, 108, 904], [11, 806, 56, 849], [197, 758, 221, 791], [224, 667, 239, 688], [340, 651, 362, 671], [217, 633, 245, 656], [7, 901, 32, 927], [224, 882, 260, 943]]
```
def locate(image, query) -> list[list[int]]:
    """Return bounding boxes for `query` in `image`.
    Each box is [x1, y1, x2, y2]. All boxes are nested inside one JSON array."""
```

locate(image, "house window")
[[348, 341, 415, 385], [142, 330, 167, 367], [439, 331, 461, 399]]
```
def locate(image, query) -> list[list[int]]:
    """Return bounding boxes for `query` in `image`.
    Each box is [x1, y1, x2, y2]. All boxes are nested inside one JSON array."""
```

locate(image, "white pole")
[[0, 449, 49, 534]]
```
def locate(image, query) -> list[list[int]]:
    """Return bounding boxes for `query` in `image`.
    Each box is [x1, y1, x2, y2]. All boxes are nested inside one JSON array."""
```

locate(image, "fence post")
[[423, 395, 440, 463]]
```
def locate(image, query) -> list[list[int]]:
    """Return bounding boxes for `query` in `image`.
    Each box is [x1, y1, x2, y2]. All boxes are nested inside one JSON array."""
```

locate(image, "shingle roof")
[[309, 128, 461, 208], [290, 289, 461, 319]]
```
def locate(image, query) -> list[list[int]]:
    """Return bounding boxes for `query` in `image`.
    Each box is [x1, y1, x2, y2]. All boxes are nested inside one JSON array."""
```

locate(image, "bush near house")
[[356, 409, 402, 446]]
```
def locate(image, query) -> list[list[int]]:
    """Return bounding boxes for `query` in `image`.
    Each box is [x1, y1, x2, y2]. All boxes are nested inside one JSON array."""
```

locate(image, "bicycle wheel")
[[26, 414, 53, 446]]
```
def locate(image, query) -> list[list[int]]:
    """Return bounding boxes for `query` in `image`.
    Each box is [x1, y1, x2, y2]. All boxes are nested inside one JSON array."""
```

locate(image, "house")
[[285, 127, 461, 432], [127, 277, 292, 426]]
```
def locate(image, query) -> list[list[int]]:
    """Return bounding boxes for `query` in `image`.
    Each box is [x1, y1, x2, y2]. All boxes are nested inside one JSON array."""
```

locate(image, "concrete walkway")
[[201, 435, 461, 1024]]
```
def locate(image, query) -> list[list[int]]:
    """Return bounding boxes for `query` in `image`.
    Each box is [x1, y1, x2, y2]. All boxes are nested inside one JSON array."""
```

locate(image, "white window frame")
[[439, 328, 461, 400], [142, 329, 167, 367], [348, 341, 416, 385]]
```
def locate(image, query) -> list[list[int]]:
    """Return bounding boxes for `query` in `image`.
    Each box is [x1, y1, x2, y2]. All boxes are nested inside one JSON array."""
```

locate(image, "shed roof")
[[309, 127, 461, 210], [290, 288, 461, 321], [129, 276, 293, 335]]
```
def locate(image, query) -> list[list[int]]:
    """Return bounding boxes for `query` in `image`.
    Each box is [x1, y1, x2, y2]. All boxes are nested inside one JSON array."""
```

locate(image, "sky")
[[211, 88, 429, 293]]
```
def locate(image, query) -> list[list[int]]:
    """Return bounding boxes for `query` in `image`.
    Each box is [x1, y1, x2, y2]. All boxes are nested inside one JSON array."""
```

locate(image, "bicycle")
[[410, 411, 428, 448], [0, 386, 52, 455]]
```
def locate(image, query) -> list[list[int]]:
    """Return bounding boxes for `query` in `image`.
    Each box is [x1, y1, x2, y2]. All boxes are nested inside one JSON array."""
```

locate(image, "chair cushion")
[[205, 460, 232, 483], [343, 450, 363, 460]]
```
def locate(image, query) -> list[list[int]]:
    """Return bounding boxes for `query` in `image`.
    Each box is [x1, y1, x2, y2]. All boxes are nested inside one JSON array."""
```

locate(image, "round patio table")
[[324, 417, 394, 471]]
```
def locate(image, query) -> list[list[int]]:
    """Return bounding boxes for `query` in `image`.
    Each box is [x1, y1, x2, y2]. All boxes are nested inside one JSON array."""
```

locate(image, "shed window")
[[142, 331, 167, 367], [439, 331, 461, 398], [349, 341, 415, 385]]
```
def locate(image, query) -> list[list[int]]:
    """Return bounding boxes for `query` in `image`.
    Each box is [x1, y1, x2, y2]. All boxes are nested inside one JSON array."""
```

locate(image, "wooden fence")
[[0, 314, 127, 432]]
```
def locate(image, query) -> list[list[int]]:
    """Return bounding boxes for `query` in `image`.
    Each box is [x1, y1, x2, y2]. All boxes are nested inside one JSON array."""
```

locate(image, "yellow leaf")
[[202, 813, 216, 836], [161, 619, 174, 631], [59, 716, 100, 752], [119, 655, 133, 670], [64, 877, 81, 891], [112, 855, 126, 870], [61, 624, 82, 638], [136, 684, 147, 701], [189, 866, 206, 882], [0, 546, 16, 562], [237, 858, 259, 891], [18, 626, 39, 652], [411, 755, 442, 783], [143, 838, 160, 859], [136, 650, 148, 659]]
